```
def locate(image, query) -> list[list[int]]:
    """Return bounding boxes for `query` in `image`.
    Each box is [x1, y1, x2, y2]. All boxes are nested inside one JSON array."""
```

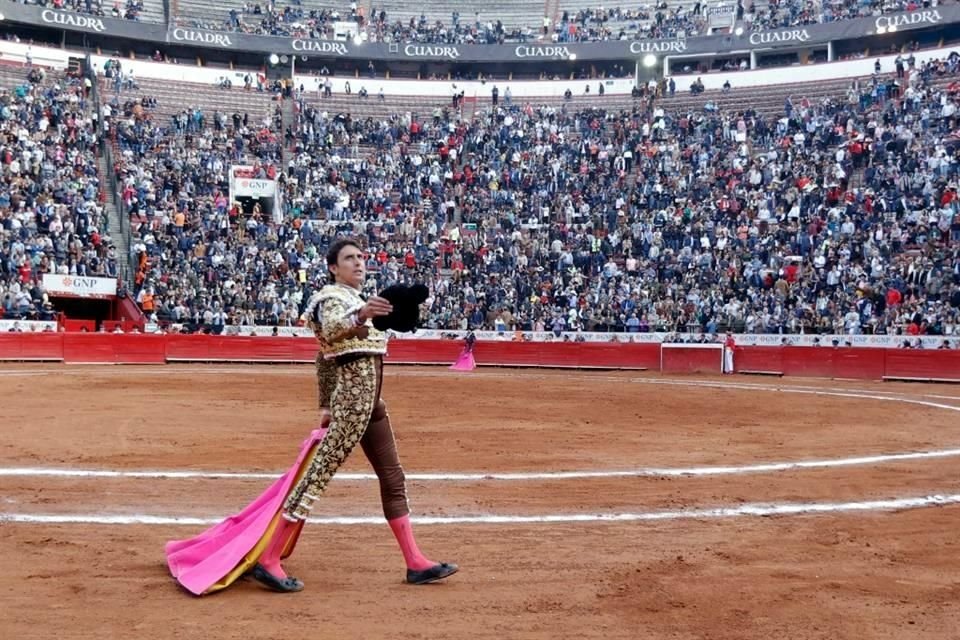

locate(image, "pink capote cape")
[[164, 427, 328, 596], [449, 349, 476, 371]]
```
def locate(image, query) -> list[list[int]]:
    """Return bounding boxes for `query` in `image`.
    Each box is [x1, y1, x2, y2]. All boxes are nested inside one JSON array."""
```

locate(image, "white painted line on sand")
[[3, 446, 960, 482], [3, 366, 959, 402], [2, 493, 958, 526]]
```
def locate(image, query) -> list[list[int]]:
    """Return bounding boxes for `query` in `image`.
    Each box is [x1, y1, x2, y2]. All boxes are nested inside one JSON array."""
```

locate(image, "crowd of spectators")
[[0, 66, 115, 324], [92, 53, 959, 339], [751, 0, 945, 32], [551, 4, 707, 43], [166, 0, 954, 44], [106, 81, 286, 328], [187, 2, 363, 39], [365, 9, 537, 45], [17, 0, 956, 43], [19, 0, 148, 22]]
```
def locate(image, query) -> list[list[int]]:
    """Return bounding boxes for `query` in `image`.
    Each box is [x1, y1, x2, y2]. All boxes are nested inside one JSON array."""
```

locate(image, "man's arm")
[[320, 294, 365, 344]]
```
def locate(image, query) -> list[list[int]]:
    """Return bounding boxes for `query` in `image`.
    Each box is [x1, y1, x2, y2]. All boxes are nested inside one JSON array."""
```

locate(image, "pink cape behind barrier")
[[164, 427, 327, 596], [449, 349, 476, 371]]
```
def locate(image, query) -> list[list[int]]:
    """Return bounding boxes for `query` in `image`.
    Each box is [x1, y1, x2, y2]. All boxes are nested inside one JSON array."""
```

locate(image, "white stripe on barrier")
[[2, 493, 958, 526]]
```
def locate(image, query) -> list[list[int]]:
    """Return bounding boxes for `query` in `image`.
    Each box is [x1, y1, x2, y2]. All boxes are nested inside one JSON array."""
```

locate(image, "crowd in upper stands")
[[0, 66, 116, 324], [756, 0, 939, 31], [33, 0, 147, 21], [46, 0, 945, 43], [163, 0, 954, 44], [103, 71, 287, 327], [80, 51, 959, 338], [0, 32, 958, 337], [199, 4, 355, 39]]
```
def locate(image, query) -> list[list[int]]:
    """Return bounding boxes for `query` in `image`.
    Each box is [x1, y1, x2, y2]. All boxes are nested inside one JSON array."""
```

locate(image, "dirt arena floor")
[[1, 364, 959, 639]]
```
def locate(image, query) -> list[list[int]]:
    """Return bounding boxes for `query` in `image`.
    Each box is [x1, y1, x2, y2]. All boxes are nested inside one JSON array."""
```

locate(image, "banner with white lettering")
[[0, 320, 58, 333], [42, 274, 118, 299], [232, 177, 277, 199], [399, 329, 954, 349], [3, 2, 957, 63], [220, 325, 314, 337], [146, 324, 955, 348]]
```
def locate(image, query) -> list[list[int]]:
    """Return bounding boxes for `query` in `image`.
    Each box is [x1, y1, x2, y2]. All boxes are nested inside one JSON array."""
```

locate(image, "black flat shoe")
[[249, 563, 304, 593], [406, 562, 459, 585]]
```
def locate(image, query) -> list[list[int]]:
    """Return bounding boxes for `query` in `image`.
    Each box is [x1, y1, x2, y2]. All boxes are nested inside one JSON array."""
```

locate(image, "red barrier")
[[62, 320, 95, 333], [165, 335, 318, 363], [781, 346, 836, 378], [386, 339, 463, 365], [61, 333, 167, 364], [0, 333, 956, 381], [0, 333, 63, 361], [576, 343, 659, 369], [779, 347, 889, 379], [61, 333, 121, 363], [884, 349, 960, 382], [476, 341, 552, 367], [734, 346, 784, 374], [661, 344, 723, 374], [389, 340, 659, 369], [834, 347, 887, 380], [470, 340, 659, 369]]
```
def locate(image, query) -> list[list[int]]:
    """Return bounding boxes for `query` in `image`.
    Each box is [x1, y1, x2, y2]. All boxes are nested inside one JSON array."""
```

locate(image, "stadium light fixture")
[[568, 53, 577, 61], [353, 34, 363, 45], [734, 26, 744, 36], [643, 54, 657, 68], [876, 26, 887, 34], [268, 53, 280, 66]]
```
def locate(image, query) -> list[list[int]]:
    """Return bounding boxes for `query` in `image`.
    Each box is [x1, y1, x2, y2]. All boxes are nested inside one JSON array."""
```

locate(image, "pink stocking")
[[388, 514, 435, 571], [258, 517, 297, 578]]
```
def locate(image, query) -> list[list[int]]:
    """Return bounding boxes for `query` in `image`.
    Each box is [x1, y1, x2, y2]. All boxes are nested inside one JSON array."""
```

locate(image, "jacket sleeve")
[[320, 292, 365, 344]]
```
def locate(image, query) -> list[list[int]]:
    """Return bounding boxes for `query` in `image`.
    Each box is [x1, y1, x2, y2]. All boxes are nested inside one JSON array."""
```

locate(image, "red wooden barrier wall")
[[661, 345, 722, 374], [0, 333, 65, 361], [883, 349, 960, 382], [0, 334, 955, 381]]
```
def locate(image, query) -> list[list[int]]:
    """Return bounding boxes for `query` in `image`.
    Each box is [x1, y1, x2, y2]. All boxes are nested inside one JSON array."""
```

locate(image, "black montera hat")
[[372, 284, 429, 333]]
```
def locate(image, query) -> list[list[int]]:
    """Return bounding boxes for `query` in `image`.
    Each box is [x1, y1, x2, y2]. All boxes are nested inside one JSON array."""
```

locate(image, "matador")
[[165, 237, 457, 595]]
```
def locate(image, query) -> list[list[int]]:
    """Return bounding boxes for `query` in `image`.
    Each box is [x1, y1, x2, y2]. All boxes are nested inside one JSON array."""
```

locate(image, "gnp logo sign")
[[42, 274, 118, 299], [233, 178, 277, 198]]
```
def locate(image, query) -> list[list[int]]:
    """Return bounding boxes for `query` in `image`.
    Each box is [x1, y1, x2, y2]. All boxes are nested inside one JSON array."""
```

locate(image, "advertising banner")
[[0, 320, 58, 332], [42, 274, 117, 299], [3, 3, 958, 63]]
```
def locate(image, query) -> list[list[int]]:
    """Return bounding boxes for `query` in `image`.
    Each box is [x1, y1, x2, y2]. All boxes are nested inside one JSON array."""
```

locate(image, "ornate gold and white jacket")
[[311, 283, 387, 360]]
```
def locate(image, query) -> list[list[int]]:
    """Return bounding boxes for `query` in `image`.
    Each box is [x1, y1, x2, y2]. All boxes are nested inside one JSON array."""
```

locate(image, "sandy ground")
[[0, 365, 958, 639]]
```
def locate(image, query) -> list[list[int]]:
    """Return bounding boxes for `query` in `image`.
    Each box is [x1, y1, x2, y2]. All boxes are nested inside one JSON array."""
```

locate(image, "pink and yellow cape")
[[449, 349, 476, 371], [164, 427, 328, 596]]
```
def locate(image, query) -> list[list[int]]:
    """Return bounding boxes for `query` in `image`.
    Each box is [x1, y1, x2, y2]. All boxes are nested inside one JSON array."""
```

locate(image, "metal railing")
[[86, 53, 133, 289]]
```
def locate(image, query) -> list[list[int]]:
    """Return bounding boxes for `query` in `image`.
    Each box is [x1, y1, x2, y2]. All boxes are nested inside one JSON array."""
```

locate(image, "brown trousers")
[[284, 355, 409, 521]]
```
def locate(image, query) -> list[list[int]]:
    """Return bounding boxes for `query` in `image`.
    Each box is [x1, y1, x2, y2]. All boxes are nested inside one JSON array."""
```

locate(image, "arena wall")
[[4, 39, 958, 96], [0, 334, 957, 381], [672, 45, 960, 90]]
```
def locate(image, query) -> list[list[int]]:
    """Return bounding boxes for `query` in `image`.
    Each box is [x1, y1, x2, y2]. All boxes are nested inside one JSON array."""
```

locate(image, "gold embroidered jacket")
[[316, 284, 387, 359]]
